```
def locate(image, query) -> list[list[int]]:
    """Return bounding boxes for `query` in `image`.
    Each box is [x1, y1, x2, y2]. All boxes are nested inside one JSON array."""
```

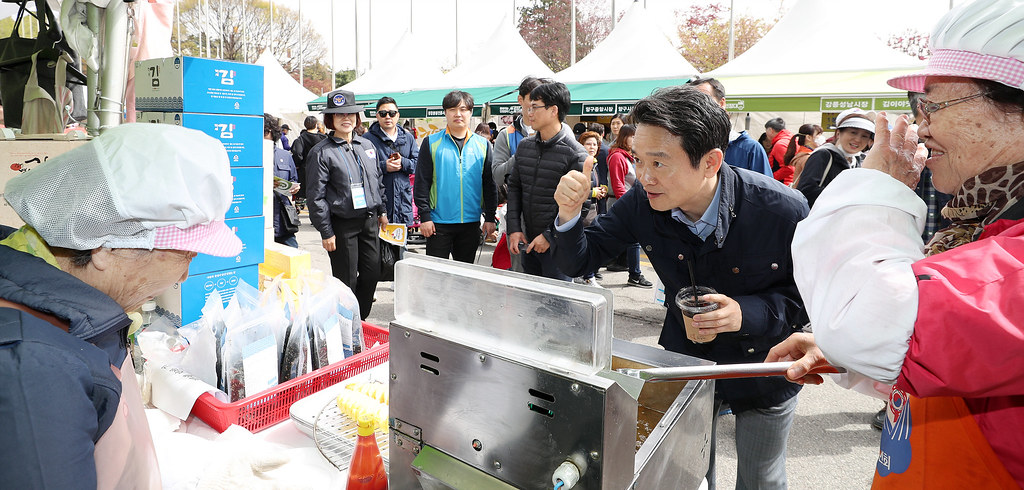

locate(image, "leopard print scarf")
[[925, 161, 1024, 256]]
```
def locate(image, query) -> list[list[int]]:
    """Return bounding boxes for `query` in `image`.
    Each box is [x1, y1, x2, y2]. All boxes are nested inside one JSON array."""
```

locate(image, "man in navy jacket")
[[552, 86, 808, 489], [362, 96, 418, 228]]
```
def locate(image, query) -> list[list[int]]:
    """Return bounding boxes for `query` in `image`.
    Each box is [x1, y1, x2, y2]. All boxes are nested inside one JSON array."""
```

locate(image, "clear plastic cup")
[[675, 286, 719, 343]]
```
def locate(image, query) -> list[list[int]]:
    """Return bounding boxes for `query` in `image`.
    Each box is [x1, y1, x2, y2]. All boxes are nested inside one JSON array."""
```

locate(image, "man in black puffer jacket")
[[506, 81, 589, 280]]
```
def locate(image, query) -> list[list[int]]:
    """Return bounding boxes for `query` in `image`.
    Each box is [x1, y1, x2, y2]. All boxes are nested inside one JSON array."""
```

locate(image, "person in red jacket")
[[606, 124, 652, 288], [767, 2, 1024, 483], [764, 117, 792, 171]]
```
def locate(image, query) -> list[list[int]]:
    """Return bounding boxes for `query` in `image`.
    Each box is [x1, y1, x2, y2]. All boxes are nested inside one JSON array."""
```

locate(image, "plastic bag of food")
[[219, 280, 283, 401], [279, 286, 312, 382], [220, 315, 279, 402]]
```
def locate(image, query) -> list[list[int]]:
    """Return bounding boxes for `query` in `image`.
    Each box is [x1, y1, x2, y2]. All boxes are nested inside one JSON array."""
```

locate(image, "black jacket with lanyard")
[[306, 132, 387, 239]]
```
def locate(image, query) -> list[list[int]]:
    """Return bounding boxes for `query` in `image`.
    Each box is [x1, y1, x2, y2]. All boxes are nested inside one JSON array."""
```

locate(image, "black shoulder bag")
[[0, 0, 87, 129]]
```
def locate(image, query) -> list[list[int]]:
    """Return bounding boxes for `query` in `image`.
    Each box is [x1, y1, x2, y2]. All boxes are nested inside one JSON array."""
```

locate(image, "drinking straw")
[[686, 258, 698, 302]]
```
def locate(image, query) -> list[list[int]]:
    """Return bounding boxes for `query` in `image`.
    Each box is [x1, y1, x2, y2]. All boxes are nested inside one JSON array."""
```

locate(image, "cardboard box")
[[227, 167, 264, 219], [134, 57, 264, 115], [1, 139, 89, 227], [262, 242, 312, 279], [137, 112, 263, 167], [158, 265, 259, 325], [189, 215, 265, 275]]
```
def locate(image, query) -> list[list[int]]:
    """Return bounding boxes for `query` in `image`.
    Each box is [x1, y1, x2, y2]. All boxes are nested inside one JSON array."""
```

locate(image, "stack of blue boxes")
[[136, 56, 266, 324]]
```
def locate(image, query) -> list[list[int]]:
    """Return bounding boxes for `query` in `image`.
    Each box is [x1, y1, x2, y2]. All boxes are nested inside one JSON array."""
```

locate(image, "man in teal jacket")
[[414, 90, 498, 263]]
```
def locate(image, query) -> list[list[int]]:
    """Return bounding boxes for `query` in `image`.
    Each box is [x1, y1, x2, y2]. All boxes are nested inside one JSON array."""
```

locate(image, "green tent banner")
[[820, 98, 873, 112], [581, 103, 617, 115], [873, 97, 912, 111], [725, 97, 821, 112]]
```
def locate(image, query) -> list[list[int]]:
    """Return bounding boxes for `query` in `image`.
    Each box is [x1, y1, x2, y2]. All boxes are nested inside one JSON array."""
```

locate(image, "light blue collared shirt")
[[670, 179, 722, 242]]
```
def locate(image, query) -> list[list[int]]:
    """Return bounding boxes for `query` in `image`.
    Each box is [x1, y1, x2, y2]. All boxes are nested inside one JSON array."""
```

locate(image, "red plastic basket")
[[191, 322, 389, 433]]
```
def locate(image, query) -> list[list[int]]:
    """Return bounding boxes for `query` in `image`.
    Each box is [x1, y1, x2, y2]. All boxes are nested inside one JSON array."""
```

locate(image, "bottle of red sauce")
[[346, 413, 388, 489]]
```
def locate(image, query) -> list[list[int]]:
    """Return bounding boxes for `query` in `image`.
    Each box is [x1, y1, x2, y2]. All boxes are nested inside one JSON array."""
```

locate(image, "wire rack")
[[312, 395, 390, 472]]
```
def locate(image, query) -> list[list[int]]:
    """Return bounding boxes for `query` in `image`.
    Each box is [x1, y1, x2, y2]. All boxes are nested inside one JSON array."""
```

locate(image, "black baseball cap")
[[323, 89, 365, 114]]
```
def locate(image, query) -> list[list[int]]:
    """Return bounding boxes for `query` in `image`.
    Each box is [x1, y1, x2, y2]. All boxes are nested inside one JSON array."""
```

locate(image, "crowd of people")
[[2, 0, 1021, 487]]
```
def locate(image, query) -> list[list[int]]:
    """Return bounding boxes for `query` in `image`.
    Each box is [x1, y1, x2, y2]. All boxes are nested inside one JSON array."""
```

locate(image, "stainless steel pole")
[[727, 0, 735, 61], [243, 0, 248, 62], [368, 0, 373, 70], [99, 1, 131, 132], [218, 0, 223, 59], [203, 0, 210, 58], [570, 0, 576, 65], [331, 0, 335, 88], [86, 4, 101, 134], [454, 0, 459, 66], [175, 0, 181, 55], [355, 0, 360, 75]]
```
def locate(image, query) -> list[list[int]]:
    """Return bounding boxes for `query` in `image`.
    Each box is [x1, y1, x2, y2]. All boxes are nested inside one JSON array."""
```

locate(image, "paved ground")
[[293, 219, 883, 489]]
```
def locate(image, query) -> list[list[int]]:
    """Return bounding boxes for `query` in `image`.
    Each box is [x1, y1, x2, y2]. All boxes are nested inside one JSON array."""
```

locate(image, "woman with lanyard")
[[306, 89, 388, 319]]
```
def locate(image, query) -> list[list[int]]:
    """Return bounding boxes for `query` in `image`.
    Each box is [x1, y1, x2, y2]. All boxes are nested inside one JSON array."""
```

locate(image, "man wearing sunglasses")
[[363, 97, 418, 237]]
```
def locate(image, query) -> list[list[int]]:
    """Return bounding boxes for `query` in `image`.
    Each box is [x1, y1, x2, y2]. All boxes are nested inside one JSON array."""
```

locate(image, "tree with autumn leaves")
[[675, 3, 778, 73], [518, 1, 778, 74], [518, 0, 611, 73]]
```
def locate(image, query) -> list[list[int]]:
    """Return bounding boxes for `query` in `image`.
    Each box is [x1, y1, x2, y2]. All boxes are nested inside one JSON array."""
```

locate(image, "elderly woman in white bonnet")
[[0, 124, 241, 488], [766, 0, 1024, 486]]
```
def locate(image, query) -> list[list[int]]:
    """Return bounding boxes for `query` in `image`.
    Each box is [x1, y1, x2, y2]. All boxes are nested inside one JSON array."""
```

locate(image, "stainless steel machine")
[[389, 255, 715, 489]]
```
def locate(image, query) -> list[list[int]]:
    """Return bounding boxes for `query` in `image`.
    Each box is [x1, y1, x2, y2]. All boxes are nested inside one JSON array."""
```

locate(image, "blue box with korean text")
[[134, 56, 263, 115], [137, 111, 262, 167]]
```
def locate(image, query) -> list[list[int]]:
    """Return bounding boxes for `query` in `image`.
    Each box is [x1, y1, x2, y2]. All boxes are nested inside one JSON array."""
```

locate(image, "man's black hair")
[[517, 76, 551, 97], [686, 77, 726, 104], [528, 81, 571, 123], [376, 96, 398, 110], [442, 90, 474, 110], [303, 115, 318, 130], [765, 117, 786, 131], [587, 122, 605, 136], [630, 86, 730, 169]]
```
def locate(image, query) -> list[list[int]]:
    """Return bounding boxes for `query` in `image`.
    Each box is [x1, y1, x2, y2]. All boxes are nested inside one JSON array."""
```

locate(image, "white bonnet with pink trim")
[[3, 123, 242, 257]]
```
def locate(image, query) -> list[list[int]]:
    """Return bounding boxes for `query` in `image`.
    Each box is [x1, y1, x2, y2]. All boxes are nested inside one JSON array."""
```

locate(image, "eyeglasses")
[[526, 104, 550, 114], [377, 110, 398, 118], [917, 92, 988, 123]]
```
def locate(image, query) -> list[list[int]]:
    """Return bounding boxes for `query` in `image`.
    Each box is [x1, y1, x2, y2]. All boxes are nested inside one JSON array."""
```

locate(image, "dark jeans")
[[327, 211, 381, 320], [274, 234, 298, 248], [628, 242, 642, 278], [521, 247, 571, 281], [426, 222, 481, 263]]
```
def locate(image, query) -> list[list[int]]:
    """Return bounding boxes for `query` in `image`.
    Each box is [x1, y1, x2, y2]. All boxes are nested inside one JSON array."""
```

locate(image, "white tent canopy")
[[556, 3, 699, 84], [256, 50, 318, 117], [441, 13, 555, 88], [707, 0, 925, 79], [341, 30, 449, 94]]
